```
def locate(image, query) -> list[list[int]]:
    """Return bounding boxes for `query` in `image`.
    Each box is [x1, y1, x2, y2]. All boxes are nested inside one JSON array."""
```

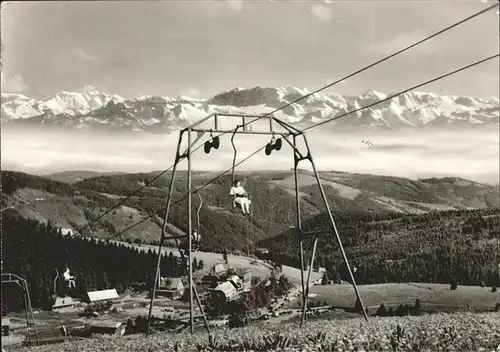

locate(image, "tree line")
[[261, 208, 500, 287], [1, 210, 200, 313]]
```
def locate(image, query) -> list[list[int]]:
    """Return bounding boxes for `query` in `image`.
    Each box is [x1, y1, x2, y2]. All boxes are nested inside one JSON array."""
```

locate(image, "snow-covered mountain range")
[[1, 87, 498, 132]]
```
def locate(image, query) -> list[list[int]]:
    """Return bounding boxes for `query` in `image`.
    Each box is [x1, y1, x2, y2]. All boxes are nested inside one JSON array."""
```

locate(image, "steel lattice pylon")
[[146, 113, 368, 340], [1, 273, 39, 346]]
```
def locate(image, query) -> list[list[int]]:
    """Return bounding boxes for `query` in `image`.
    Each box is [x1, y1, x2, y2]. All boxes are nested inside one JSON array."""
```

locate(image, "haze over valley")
[[2, 87, 498, 184]]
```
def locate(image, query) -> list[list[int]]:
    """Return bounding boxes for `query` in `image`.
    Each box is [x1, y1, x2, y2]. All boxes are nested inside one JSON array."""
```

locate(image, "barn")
[[89, 321, 126, 336], [60, 228, 73, 236], [213, 263, 234, 279], [157, 278, 185, 299], [52, 297, 76, 312], [84, 289, 119, 303], [210, 281, 239, 305]]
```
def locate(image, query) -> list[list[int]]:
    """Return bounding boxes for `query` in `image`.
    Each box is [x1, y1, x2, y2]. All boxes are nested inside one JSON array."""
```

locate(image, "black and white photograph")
[[1, 0, 499, 351]]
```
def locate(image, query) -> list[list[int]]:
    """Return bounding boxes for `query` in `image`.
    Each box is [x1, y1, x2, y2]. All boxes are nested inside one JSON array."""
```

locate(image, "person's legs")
[[239, 199, 248, 214], [235, 198, 243, 212], [243, 199, 251, 214]]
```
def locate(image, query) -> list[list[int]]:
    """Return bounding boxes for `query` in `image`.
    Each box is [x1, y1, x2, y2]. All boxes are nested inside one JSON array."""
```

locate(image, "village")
[[2, 254, 325, 348]]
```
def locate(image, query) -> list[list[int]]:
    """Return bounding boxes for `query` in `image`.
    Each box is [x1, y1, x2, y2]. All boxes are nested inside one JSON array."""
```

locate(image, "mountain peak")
[[1, 88, 498, 131], [362, 89, 387, 100]]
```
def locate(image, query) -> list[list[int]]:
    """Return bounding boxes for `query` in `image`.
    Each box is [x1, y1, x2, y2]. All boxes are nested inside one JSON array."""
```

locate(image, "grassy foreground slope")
[[13, 312, 500, 352], [292, 283, 500, 312]]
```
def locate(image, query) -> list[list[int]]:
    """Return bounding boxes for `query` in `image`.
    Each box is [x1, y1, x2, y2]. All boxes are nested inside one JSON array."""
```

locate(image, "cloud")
[[226, 0, 244, 11], [83, 85, 97, 92], [2, 127, 498, 185], [71, 47, 99, 62], [179, 87, 203, 99], [1, 73, 29, 93], [311, 4, 333, 22]]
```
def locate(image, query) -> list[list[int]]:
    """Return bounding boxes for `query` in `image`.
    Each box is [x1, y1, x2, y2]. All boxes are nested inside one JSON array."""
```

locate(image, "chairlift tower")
[[146, 113, 368, 340], [1, 273, 38, 346]]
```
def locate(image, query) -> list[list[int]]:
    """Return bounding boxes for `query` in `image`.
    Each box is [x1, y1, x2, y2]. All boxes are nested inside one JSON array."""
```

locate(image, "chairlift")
[[179, 192, 203, 253], [53, 266, 76, 300]]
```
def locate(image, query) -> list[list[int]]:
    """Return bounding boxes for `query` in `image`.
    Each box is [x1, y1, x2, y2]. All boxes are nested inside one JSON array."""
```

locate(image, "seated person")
[[63, 268, 76, 289], [191, 230, 201, 250], [192, 229, 201, 243], [229, 180, 252, 215], [180, 230, 201, 252]]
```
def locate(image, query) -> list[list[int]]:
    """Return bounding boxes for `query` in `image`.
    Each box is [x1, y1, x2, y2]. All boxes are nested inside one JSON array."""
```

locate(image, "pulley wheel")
[[265, 143, 272, 156], [275, 138, 282, 151], [213, 136, 220, 149]]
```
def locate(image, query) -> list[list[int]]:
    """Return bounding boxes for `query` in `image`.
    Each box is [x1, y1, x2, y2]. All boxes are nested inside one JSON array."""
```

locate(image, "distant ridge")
[[2, 87, 498, 132]]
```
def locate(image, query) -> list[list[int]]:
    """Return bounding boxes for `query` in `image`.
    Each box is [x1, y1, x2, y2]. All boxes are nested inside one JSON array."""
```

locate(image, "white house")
[[84, 289, 119, 303], [211, 281, 239, 304], [60, 228, 73, 236]]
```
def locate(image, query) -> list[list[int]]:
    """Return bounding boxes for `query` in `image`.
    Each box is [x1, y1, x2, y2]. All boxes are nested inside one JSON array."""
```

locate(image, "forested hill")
[[1, 211, 197, 312], [2, 169, 499, 301], [261, 208, 500, 287], [1, 169, 499, 253]]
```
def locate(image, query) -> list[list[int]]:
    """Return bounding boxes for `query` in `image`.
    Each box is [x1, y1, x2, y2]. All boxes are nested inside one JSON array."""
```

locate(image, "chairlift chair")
[[179, 192, 203, 253]]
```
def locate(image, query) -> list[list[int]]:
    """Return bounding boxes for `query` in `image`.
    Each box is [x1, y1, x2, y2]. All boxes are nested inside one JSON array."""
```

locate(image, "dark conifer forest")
[[1, 211, 190, 313], [262, 208, 500, 287]]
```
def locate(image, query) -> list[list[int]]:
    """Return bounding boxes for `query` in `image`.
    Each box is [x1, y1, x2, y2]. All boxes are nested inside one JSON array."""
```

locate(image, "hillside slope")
[[261, 207, 500, 286], [44, 170, 127, 184], [2, 169, 499, 253]]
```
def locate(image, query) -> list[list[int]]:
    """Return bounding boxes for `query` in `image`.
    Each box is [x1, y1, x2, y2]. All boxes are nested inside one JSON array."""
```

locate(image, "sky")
[[1, 0, 499, 100]]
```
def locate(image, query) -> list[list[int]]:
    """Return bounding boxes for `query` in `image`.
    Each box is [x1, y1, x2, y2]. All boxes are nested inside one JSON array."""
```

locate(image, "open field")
[[9, 312, 500, 352], [289, 283, 500, 312]]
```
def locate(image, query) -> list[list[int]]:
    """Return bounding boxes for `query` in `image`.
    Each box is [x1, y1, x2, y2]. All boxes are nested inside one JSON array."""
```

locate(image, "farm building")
[[255, 248, 270, 257], [213, 263, 234, 279], [211, 281, 239, 305], [241, 269, 252, 292], [2, 317, 10, 336], [83, 289, 119, 303], [200, 274, 220, 288], [130, 281, 146, 290], [89, 321, 126, 336], [157, 278, 185, 299], [60, 228, 73, 236], [228, 275, 241, 289], [52, 297, 76, 312]]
